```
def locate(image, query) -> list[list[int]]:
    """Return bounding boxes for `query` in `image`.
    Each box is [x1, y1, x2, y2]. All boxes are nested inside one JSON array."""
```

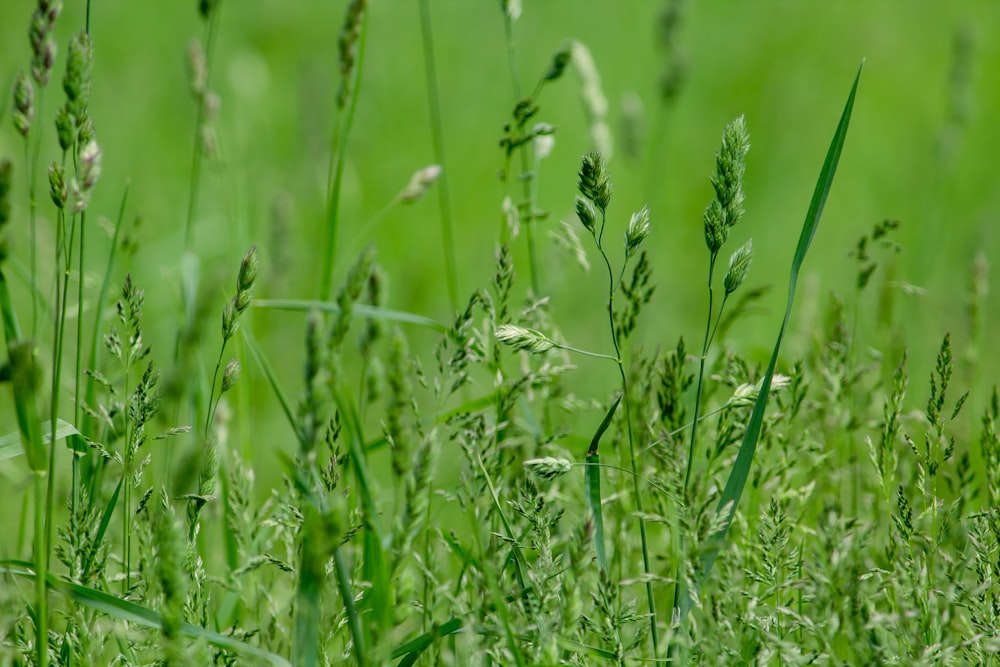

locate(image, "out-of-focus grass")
[[0, 0, 997, 469]]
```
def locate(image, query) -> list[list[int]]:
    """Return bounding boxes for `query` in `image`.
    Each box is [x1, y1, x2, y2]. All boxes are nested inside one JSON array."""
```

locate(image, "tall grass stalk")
[[320, 0, 369, 302], [182, 7, 220, 250], [418, 0, 459, 311]]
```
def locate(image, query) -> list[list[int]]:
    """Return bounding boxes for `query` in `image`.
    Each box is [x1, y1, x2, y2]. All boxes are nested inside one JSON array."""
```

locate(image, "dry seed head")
[[13, 73, 35, 137], [624, 205, 651, 258], [495, 324, 555, 354], [400, 164, 442, 203], [723, 238, 753, 295]]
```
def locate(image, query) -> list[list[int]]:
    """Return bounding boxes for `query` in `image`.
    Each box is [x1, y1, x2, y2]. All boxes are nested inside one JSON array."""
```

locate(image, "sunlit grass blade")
[[682, 62, 864, 621], [0, 419, 78, 462], [585, 393, 620, 573], [254, 298, 447, 333], [391, 617, 463, 663], [0, 561, 292, 667], [82, 476, 122, 580]]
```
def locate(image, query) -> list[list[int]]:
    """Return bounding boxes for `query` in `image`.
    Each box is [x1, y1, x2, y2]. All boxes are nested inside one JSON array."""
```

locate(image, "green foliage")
[[0, 4, 996, 667]]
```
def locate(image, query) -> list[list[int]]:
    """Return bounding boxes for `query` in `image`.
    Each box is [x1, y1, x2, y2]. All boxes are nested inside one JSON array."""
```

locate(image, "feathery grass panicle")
[[524, 456, 572, 481], [495, 323, 555, 354]]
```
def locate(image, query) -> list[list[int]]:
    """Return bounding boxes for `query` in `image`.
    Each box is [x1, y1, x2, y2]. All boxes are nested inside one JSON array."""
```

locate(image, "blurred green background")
[[1, 1, 998, 471]]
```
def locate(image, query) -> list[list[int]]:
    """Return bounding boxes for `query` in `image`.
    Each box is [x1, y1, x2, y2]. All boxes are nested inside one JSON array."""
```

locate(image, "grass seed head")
[[48, 161, 67, 210], [575, 195, 597, 234], [337, 0, 368, 109], [578, 151, 612, 212], [63, 31, 93, 119], [12, 73, 35, 137], [624, 205, 651, 258], [400, 165, 442, 203], [221, 358, 241, 393], [723, 238, 753, 295], [29, 1, 61, 87], [544, 44, 573, 82], [495, 323, 555, 354], [524, 457, 572, 480]]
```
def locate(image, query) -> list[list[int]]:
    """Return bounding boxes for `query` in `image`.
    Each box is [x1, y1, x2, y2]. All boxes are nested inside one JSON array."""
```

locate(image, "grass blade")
[[241, 325, 304, 448], [0, 419, 78, 462], [585, 393, 621, 573], [683, 62, 863, 621], [254, 299, 447, 333], [0, 561, 292, 667]]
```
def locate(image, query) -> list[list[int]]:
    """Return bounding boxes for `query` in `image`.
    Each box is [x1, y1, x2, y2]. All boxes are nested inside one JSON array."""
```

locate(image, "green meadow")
[[0, 1, 999, 664]]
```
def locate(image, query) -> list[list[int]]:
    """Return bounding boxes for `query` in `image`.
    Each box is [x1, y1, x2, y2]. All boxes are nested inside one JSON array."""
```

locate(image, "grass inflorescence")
[[0, 4, 994, 667]]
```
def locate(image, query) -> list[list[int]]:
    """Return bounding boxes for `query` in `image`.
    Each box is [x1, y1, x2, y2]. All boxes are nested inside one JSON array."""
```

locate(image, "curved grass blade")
[[392, 617, 464, 663], [241, 325, 305, 449], [0, 561, 291, 667], [682, 62, 864, 621], [0, 419, 79, 462], [254, 299, 447, 333], [585, 394, 621, 573]]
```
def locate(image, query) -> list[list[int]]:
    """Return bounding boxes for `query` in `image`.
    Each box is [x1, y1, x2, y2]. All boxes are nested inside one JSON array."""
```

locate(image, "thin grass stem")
[[595, 220, 659, 656], [320, 9, 369, 302], [418, 0, 459, 311]]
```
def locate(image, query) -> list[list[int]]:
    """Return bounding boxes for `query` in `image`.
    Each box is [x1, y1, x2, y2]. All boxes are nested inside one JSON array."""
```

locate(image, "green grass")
[[1, 1, 999, 665]]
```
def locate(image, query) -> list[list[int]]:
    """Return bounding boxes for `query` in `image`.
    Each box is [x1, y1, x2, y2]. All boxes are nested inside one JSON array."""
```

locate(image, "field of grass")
[[1, 1, 999, 664]]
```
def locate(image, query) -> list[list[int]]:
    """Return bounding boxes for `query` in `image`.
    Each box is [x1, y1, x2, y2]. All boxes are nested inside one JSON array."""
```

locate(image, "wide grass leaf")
[[683, 62, 864, 621]]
